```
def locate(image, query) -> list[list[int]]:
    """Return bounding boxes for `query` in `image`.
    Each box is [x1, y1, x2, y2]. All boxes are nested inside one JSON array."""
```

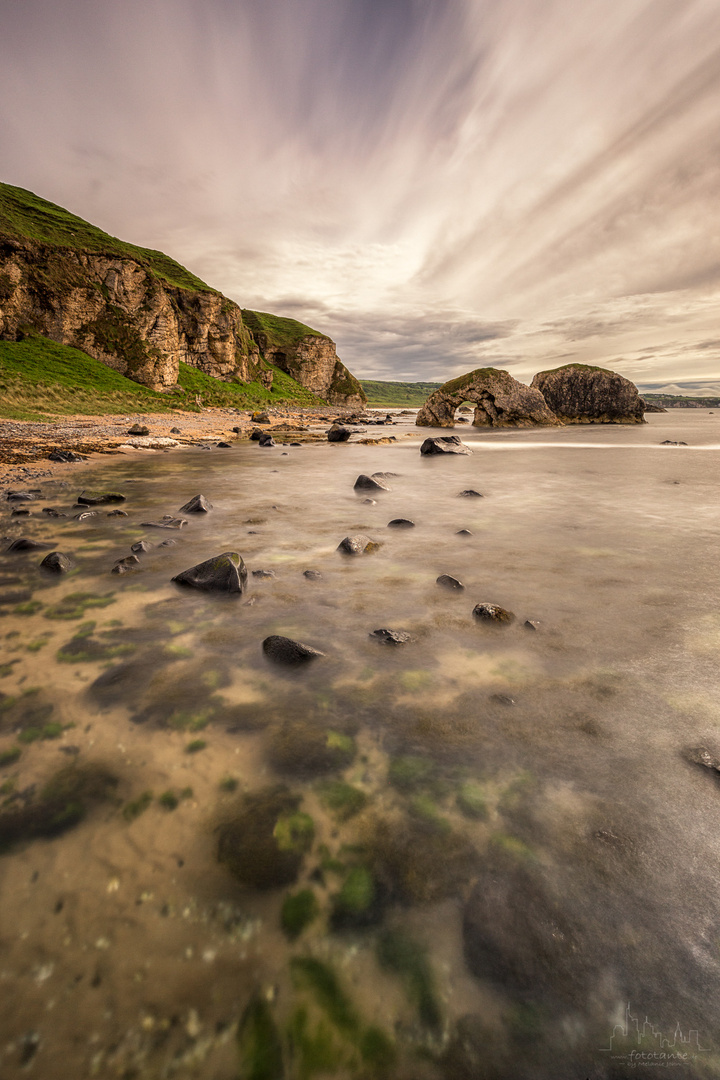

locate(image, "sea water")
[[1, 411, 720, 1079]]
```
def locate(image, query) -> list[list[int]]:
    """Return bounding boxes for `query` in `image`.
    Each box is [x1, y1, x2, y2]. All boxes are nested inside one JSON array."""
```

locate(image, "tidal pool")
[[2, 411, 720, 1079]]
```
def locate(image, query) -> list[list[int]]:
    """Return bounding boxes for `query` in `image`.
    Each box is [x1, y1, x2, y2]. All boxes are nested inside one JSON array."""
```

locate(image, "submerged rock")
[[337, 534, 381, 555], [354, 473, 389, 491], [472, 603, 515, 624], [6, 491, 40, 501], [172, 551, 248, 593], [6, 538, 51, 552], [420, 436, 472, 456], [252, 569, 276, 579], [112, 555, 140, 574], [258, 434, 275, 447], [457, 489, 483, 498], [178, 494, 213, 513], [217, 786, 312, 889], [417, 368, 558, 428], [685, 745, 720, 775], [387, 518, 415, 528], [141, 516, 187, 530], [267, 720, 355, 775], [77, 489, 126, 505], [530, 363, 645, 424], [262, 635, 324, 665], [303, 569, 322, 580], [130, 540, 152, 554], [40, 552, 72, 574], [107, 509, 128, 518], [369, 628, 412, 645]]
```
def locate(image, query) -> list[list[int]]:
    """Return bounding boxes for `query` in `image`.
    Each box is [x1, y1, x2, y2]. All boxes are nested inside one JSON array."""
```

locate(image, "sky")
[[2, 0, 720, 391]]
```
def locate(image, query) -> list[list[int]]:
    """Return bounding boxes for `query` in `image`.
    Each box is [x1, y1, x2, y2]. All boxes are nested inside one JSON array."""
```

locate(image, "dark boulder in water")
[[327, 424, 351, 442], [6, 491, 40, 501], [258, 433, 275, 447], [420, 436, 472, 456], [457, 489, 483, 498], [178, 494, 213, 513], [252, 569, 276, 579], [112, 555, 140, 574], [172, 551, 248, 593], [262, 635, 324, 665], [217, 786, 313, 889], [387, 518, 414, 528], [472, 603, 515, 624], [40, 551, 72, 574], [354, 473, 389, 491]]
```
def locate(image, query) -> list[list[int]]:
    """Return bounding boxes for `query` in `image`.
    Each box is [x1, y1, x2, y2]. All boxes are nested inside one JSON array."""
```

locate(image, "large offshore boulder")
[[416, 368, 559, 428], [530, 364, 645, 423]]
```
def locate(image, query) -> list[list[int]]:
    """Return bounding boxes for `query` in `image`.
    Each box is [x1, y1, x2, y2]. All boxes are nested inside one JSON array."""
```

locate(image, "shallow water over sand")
[[2, 411, 720, 1079]]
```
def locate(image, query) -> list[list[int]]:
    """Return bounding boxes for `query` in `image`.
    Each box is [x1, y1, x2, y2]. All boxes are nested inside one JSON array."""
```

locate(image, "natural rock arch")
[[416, 368, 559, 428]]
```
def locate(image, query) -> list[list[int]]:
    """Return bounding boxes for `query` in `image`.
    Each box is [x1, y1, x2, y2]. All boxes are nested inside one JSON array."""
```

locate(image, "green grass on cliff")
[[0, 334, 324, 420], [0, 182, 214, 293], [360, 380, 442, 407], [241, 309, 330, 348]]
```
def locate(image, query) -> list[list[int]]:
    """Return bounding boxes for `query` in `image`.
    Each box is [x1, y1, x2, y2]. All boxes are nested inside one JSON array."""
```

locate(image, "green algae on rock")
[[0, 762, 118, 852], [267, 721, 356, 777], [218, 786, 312, 889], [281, 888, 320, 940]]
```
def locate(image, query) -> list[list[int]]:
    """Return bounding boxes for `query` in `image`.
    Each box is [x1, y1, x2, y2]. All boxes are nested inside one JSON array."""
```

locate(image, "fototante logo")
[[598, 1002, 710, 1069]]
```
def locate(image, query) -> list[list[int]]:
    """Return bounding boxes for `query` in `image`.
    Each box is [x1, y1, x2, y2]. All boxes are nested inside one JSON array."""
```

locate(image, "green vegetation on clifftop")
[[241, 309, 330, 347], [0, 182, 213, 293], [0, 333, 324, 420]]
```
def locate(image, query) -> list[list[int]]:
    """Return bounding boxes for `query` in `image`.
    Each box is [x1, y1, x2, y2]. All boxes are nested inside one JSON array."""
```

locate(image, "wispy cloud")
[[1, 0, 719, 383]]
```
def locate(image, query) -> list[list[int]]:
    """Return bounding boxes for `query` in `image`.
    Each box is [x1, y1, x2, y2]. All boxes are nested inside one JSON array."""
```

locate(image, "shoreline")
[[0, 404, 391, 486]]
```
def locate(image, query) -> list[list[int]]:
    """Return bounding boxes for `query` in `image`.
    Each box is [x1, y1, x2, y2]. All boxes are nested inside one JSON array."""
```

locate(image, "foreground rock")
[[327, 424, 351, 442], [337, 534, 381, 555], [77, 489, 126, 505], [530, 364, 645, 423], [217, 786, 312, 889], [172, 551, 248, 593], [417, 368, 559, 428], [262, 635, 325, 665], [472, 603, 516, 624], [420, 436, 473, 455], [6, 537, 51, 552], [178, 494, 213, 513], [40, 551, 72, 573], [369, 628, 412, 645]]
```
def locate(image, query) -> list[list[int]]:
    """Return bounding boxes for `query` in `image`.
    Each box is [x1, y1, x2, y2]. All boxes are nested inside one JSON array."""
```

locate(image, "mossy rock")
[[387, 754, 435, 792], [281, 888, 319, 940], [377, 929, 442, 1031], [267, 721, 356, 777], [315, 780, 367, 821], [217, 786, 312, 889], [44, 591, 116, 620], [290, 957, 360, 1035], [0, 762, 117, 852], [237, 995, 285, 1080], [331, 866, 380, 929], [57, 634, 136, 663], [457, 781, 489, 820]]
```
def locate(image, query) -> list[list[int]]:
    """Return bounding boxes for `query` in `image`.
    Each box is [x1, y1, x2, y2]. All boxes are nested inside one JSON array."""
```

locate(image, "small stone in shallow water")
[[262, 635, 324, 665], [40, 552, 72, 574], [685, 746, 720, 774], [490, 693, 516, 706], [178, 494, 213, 514], [363, 498, 376, 505], [11, 508, 30, 517], [420, 436, 472, 456], [437, 574, 464, 590], [74, 511, 99, 522], [107, 509, 128, 518], [112, 555, 140, 574], [252, 569, 276, 579], [130, 540, 153, 554], [524, 619, 540, 631], [472, 603, 516, 624], [217, 441, 232, 448], [303, 569, 322, 580], [369, 628, 412, 645], [457, 489, 483, 497], [173, 552, 248, 593], [6, 491, 40, 502], [387, 518, 414, 528]]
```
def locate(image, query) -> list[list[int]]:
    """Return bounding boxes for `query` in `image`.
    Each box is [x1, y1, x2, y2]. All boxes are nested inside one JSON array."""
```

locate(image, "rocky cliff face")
[[416, 368, 559, 428], [0, 237, 262, 391], [242, 312, 366, 408], [531, 364, 645, 423]]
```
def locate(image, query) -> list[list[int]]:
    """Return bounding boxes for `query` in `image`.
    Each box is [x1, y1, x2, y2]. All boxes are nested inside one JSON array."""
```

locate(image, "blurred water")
[[1, 410, 720, 1078]]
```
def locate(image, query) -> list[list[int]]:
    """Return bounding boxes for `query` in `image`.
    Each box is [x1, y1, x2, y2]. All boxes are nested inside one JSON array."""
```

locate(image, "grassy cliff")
[[0, 333, 323, 421], [360, 380, 442, 407]]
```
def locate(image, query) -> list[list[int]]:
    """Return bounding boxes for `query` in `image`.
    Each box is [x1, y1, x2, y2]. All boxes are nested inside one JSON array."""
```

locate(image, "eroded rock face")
[[416, 368, 559, 428], [530, 364, 645, 424], [0, 238, 263, 391]]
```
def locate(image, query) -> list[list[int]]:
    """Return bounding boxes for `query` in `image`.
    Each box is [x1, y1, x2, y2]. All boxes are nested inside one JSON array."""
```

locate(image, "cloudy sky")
[[2, 0, 720, 390]]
